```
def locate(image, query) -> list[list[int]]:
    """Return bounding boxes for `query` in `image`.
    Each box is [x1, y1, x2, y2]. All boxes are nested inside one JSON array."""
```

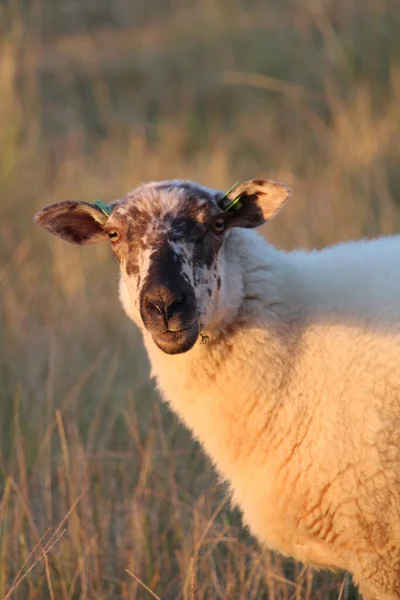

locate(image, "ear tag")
[[94, 200, 113, 218], [219, 181, 243, 212], [224, 195, 242, 212]]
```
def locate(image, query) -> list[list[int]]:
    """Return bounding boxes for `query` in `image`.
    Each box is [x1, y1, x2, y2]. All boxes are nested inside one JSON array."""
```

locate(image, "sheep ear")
[[34, 200, 114, 245], [220, 179, 291, 229]]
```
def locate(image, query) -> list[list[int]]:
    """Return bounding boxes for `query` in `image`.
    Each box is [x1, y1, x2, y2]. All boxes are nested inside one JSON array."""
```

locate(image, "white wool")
[[120, 228, 400, 600], [34, 178, 400, 600]]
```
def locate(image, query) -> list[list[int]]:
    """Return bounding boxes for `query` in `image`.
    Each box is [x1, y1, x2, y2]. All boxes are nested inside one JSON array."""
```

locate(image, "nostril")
[[143, 293, 162, 314], [148, 300, 164, 315], [167, 294, 184, 315]]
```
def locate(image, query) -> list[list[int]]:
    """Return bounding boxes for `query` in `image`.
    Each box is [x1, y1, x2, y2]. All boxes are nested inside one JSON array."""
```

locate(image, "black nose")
[[142, 287, 185, 332], [143, 288, 184, 321]]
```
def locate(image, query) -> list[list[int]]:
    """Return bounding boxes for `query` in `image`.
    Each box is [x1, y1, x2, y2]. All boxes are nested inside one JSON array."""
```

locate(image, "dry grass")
[[1, 0, 400, 597]]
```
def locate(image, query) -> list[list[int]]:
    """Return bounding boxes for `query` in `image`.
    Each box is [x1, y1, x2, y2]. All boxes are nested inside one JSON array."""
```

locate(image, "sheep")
[[34, 178, 400, 600]]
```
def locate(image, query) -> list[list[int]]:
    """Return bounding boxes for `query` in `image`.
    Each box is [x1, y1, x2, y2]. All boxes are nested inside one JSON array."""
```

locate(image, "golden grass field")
[[1, 0, 400, 597]]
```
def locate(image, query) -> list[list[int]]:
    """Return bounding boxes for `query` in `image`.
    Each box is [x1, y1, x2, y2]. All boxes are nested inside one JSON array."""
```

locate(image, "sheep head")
[[34, 178, 290, 354]]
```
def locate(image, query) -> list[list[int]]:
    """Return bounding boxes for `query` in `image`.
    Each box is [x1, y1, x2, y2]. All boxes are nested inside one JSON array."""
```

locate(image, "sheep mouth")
[[152, 323, 199, 354]]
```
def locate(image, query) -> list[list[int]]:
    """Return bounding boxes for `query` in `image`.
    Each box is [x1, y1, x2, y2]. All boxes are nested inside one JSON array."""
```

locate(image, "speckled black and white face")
[[34, 178, 290, 354], [109, 180, 227, 354]]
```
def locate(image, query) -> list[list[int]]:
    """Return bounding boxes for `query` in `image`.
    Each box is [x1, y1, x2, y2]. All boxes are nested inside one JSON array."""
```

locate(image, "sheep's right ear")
[[34, 201, 113, 245], [219, 179, 291, 229]]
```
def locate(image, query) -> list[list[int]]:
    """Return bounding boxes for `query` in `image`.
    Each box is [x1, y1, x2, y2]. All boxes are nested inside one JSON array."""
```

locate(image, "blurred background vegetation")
[[1, 0, 400, 597]]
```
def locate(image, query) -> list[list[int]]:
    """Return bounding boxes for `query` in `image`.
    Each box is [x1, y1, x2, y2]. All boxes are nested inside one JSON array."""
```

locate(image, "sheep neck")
[[145, 229, 299, 482]]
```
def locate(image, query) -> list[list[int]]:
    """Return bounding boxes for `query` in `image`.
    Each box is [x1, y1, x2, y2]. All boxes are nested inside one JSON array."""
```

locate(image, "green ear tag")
[[224, 195, 242, 212], [94, 200, 113, 217], [219, 181, 243, 212]]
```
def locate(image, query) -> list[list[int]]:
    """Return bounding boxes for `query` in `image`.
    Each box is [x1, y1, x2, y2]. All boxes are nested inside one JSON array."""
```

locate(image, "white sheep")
[[34, 178, 400, 599]]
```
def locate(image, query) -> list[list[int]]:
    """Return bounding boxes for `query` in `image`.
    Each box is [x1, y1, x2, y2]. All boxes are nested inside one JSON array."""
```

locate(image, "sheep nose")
[[140, 282, 197, 336], [143, 288, 184, 322]]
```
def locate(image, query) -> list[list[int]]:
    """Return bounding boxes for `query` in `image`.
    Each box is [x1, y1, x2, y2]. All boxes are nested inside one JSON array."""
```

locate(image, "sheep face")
[[116, 180, 227, 355], [34, 179, 290, 354]]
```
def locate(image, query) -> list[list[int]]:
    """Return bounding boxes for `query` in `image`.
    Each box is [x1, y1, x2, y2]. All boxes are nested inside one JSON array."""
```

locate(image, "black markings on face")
[[122, 222, 143, 275], [194, 228, 222, 269], [143, 238, 184, 290], [111, 182, 226, 315], [111, 208, 151, 275], [125, 223, 135, 242], [125, 254, 139, 276]]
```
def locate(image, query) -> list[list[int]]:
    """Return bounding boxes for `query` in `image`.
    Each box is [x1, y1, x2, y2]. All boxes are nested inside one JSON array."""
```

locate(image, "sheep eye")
[[213, 219, 225, 233], [108, 231, 119, 241]]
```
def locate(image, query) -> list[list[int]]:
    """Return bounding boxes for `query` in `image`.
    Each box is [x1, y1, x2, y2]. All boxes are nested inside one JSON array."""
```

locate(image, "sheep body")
[[121, 229, 400, 599], [34, 179, 400, 599]]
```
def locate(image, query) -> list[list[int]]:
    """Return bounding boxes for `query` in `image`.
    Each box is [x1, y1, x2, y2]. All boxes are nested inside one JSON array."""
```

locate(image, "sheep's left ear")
[[219, 179, 291, 229]]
